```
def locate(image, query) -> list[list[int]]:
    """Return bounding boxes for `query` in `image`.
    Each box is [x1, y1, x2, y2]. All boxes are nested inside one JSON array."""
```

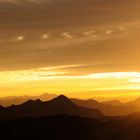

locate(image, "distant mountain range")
[[0, 95, 103, 123], [102, 100, 123, 106], [72, 98, 140, 116], [0, 94, 140, 116], [0, 93, 56, 106]]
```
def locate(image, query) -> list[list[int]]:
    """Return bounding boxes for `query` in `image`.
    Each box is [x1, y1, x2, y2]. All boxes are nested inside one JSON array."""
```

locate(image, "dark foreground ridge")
[[1, 114, 140, 140], [0, 95, 140, 140]]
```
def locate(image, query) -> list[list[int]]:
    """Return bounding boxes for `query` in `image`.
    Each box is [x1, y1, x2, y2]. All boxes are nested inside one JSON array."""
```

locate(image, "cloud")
[[129, 78, 140, 83], [83, 30, 96, 36], [106, 30, 114, 35], [16, 35, 24, 41], [62, 32, 74, 39], [0, 0, 140, 30], [1, 0, 140, 97], [1, 65, 140, 93], [42, 34, 49, 39], [0, 0, 140, 72]]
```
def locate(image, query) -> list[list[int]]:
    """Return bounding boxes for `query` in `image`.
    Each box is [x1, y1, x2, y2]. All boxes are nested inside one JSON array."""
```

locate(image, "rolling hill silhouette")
[[0, 95, 104, 123]]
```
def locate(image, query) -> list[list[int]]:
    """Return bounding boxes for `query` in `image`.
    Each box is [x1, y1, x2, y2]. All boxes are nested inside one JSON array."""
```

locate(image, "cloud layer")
[[0, 0, 140, 72]]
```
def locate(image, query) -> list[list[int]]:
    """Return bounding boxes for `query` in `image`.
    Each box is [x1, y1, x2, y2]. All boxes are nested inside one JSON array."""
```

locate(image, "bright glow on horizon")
[[0, 65, 140, 99]]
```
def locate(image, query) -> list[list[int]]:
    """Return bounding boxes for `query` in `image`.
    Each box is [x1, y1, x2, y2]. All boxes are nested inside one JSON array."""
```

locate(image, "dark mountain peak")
[[34, 99, 42, 103], [6, 100, 35, 109], [52, 95, 71, 102], [48, 95, 76, 107], [21, 99, 43, 107], [57, 94, 68, 99]]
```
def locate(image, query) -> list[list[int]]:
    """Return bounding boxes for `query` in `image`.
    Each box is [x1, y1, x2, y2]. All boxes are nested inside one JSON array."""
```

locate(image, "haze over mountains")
[[72, 98, 140, 116], [1, 93, 140, 116], [0, 93, 56, 106]]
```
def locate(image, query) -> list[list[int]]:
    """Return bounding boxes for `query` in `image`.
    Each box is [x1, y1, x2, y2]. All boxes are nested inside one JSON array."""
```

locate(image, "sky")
[[0, 0, 140, 100]]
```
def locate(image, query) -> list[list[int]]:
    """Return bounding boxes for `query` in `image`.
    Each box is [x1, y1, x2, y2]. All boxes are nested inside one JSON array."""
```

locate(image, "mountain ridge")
[[72, 98, 140, 116], [0, 93, 56, 107], [0, 93, 140, 116], [0, 95, 104, 123]]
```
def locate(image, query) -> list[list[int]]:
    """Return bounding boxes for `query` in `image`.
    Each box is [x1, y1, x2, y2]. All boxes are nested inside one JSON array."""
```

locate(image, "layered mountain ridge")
[[0, 95, 104, 123]]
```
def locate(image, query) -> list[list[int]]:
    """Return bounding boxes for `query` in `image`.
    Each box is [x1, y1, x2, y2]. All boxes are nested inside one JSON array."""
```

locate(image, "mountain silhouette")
[[0, 95, 104, 122], [0, 96, 140, 140], [0, 93, 56, 107], [0, 94, 140, 116], [102, 100, 123, 106], [48, 94, 75, 107], [72, 98, 139, 116]]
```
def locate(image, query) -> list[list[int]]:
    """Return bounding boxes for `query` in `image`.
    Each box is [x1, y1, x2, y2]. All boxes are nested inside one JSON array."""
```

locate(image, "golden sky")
[[0, 0, 140, 100]]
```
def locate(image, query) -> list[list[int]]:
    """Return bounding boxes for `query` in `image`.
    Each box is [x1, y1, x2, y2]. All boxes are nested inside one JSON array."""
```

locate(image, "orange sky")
[[0, 0, 140, 100]]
